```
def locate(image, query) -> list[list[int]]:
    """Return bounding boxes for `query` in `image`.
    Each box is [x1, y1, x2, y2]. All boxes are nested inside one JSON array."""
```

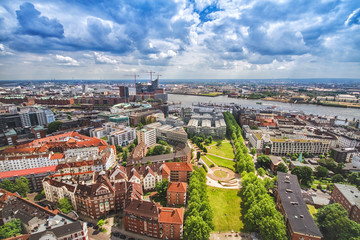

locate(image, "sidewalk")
[[210, 232, 252, 240]]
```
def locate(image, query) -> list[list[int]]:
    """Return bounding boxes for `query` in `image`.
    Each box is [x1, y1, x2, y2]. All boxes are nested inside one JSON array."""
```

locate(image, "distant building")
[[331, 183, 360, 223], [276, 172, 322, 240], [332, 147, 357, 163]]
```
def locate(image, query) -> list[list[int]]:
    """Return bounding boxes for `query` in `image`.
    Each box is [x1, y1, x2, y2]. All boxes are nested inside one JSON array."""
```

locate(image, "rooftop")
[[334, 183, 360, 207], [277, 172, 322, 238]]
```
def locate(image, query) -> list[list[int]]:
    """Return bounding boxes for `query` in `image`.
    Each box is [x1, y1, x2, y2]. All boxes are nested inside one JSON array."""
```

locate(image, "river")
[[168, 94, 360, 121]]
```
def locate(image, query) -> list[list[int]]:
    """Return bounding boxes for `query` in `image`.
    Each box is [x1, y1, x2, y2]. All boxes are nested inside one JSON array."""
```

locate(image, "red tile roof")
[[164, 162, 193, 172], [0, 165, 57, 179], [167, 182, 187, 193], [159, 207, 184, 224], [50, 153, 65, 160]]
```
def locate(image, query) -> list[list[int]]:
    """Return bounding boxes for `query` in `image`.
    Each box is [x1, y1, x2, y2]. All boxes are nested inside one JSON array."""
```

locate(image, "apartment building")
[[137, 128, 157, 147], [0, 189, 88, 240], [124, 199, 184, 240], [0, 132, 114, 172], [270, 139, 330, 155], [144, 120, 188, 145], [331, 183, 360, 223], [90, 122, 136, 146], [162, 162, 193, 182], [167, 182, 187, 206], [0, 165, 57, 192]]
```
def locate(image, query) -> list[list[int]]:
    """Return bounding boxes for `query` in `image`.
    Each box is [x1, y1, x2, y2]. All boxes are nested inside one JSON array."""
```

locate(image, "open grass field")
[[207, 154, 236, 171], [207, 140, 235, 159], [207, 186, 243, 232]]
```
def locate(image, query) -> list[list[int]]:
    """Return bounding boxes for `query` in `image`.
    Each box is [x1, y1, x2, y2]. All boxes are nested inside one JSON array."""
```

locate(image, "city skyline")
[[0, 0, 360, 80]]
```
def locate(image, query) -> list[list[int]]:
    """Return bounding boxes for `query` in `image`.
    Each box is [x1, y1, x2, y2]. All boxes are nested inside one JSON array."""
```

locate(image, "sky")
[[0, 0, 360, 80]]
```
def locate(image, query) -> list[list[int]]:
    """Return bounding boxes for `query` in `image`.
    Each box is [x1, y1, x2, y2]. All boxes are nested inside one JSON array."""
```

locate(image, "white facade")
[[270, 139, 329, 155], [43, 180, 77, 210], [137, 128, 156, 147], [65, 147, 99, 159], [0, 153, 58, 172]]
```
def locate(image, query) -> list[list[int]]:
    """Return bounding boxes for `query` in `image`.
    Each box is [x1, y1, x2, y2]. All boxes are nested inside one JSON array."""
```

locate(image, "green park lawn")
[[207, 186, 243, 232], [207, 140, 235, 159], [202, 156, 215, 168], [207, 154, 236, 171]]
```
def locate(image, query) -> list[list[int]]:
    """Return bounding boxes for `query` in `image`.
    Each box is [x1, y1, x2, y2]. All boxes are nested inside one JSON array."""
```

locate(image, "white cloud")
[[55, 55, 79, 66], [94, 52, 117, 64]]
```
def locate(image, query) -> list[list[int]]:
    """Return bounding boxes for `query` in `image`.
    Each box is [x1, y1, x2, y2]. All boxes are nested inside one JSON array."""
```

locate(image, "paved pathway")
[[210, 232, 251, 240]]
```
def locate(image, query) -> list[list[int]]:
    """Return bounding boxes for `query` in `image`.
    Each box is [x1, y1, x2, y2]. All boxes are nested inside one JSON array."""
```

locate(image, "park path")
[[206, 152, 235, 161]]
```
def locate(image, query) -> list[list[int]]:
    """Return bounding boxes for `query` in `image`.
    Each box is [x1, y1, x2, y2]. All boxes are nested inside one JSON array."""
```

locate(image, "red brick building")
[[167, 182, 187, 206], [162, 162, 193, 182], [159, 207, 184, 240], [124, 199, 184, 240], [35, 97, 74, 105], [332, 183, 360, 223]]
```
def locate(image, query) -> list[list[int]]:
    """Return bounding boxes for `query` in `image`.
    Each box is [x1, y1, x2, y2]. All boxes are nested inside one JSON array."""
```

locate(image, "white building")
[[90, 122, 136, 146], [137, 128, 157, 147]]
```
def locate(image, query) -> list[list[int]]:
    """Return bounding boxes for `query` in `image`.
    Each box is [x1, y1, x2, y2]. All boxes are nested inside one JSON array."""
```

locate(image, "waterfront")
[[168, 94, 360, 121]]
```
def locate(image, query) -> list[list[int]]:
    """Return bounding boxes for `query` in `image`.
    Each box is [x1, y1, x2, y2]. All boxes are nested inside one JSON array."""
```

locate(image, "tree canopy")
[[1, 177, 30, 197], [257, 154, 271, 169], [315, 203, 360, 240], [291, 166, 313, 186], [155, 179, 169, 206], [47, 121, 63, 134], [0, 219, 22, 239], [276, 163, 288, 173], [58, 197, 73, 214]]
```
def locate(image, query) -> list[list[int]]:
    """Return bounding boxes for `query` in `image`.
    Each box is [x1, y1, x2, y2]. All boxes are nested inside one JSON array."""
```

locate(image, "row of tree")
[[183, 167, 214, 240], [223, 112, 254, 173], [241, 172, 288, 240]]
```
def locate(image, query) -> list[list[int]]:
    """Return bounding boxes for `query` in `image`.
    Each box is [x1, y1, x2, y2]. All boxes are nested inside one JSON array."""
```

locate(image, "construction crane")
[[124, 73, 140, 86], [156, 73, 162, 79]]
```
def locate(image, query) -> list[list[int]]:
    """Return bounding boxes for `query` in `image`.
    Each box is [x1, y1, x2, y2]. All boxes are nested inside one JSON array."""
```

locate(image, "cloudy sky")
[[0, 0, 360, 80]]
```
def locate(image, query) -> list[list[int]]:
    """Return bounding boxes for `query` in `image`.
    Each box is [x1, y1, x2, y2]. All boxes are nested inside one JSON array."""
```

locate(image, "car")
[[312, 188, 317, 192], [120, 235, 126, 239], [87, 222, 94, 227], [321, 189, 327, 193], [128, 238, 135, 240], [112, 232, 120, 237]]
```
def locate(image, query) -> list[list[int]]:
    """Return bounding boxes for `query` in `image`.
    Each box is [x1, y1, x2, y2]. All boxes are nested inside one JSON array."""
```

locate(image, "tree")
[[14, 177, 30, 197], [183, 214, 211, 240], [47, 121, 62, 134], [203, 147, 207, 153], [128, 143, 136, 152], [1, 179, 15, 192], [348, 173, 359, 185], [137, 123, 143, 130], [115, 145, 123, 153], [155, 179, 169, 206], [34, 190, 46, 201], [197, 152, 201, 160], [158, 140, 169, 146], [315, 203, 360, 240], [204, 139, 211, 145], [276, 163, 288, 173], [291, 166, 313, 186], [122, 149, 129, 161], [257, 167, 265, 177], [0, 219, 22, 239], [58, 197, 73, 214], [259, 216, 288, 240], [257, 154, 271, 169], [97, 219, 105, 228], [332, 174, 345, 183], [315, 166, 329, 179], [250, 147, 256, 155]]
